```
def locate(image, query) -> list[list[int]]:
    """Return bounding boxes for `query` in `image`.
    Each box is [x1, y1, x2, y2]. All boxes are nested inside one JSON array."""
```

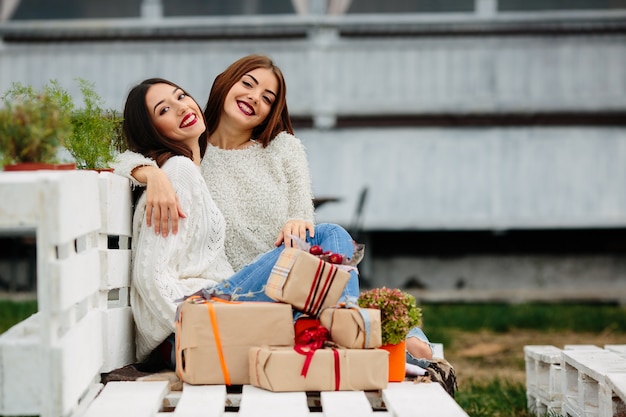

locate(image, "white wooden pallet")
[[561, 349, 626, 417], [524, 345, 563, 416], [79, 381, 468, 417]]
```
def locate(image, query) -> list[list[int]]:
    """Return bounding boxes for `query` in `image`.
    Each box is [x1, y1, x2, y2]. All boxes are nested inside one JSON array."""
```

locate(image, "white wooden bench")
[[0, 171, 467, 417]]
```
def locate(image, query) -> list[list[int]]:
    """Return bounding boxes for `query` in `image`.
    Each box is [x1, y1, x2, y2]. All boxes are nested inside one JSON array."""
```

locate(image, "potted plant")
[[0, 80, 75, 171], [358, 287, 422, 381], [65, 78, 125, 171]]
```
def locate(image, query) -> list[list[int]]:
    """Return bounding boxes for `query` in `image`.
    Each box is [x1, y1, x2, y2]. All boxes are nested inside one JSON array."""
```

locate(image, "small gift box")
[[319, 304, 382, 349], [265, 247, 350, 316], [249, 345, 389, 392], [175, 296, 295, 385]]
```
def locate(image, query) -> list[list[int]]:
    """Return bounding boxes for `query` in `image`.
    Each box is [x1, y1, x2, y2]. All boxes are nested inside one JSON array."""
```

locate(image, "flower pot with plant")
[[358, 287, 422, 381], [0, 80, 75, 171], [66, 78, 125, 171]]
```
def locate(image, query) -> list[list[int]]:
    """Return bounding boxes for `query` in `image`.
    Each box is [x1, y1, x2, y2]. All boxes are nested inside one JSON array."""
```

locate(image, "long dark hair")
[[123, 78, 208, 167], [203, 55, 293, 147]]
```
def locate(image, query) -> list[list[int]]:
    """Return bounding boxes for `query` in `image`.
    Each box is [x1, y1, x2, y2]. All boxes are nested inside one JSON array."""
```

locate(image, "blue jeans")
[[211, 223, 360, 302]]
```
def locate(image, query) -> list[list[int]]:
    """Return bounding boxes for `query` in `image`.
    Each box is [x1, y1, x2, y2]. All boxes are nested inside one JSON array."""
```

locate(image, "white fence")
[[0, 171, 133, 417]]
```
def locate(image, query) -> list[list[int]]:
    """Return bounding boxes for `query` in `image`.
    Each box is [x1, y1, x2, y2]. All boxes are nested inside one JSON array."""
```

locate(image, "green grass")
[[455, 378, 533, 417], [0, 300, 37, 334], [420, 302, 626, 346]]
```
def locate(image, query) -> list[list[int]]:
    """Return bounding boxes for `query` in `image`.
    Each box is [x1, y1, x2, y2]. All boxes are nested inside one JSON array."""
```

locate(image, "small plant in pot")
[[358, 287, 423, 381], [358, 286, 422, 345], [65, 78, 125, 171], [0, 80, 75, 171]]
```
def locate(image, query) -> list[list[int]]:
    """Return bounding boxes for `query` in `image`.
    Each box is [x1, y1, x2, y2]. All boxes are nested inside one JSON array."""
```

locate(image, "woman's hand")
[[275, 219, 315, 248], [133, 166, 186, 236]]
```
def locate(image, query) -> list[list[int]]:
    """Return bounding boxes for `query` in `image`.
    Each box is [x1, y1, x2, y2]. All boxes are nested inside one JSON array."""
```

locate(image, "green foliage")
[[0, 80, 74, 165], [358, 287, 422, 345], [66, 78, 124, 169]]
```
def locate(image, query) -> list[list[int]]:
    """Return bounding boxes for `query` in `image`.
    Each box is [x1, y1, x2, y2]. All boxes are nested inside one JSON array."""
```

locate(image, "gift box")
[[319, 306, 382, 349], [265, 247, 350, 316], [175, 297, 295, 385], [249, 346, 389, 392]]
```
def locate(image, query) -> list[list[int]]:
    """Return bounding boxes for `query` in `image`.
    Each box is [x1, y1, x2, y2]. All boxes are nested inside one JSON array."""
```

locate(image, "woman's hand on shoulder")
[[275, 219, 315, 248], [137, 166, 187, 236]]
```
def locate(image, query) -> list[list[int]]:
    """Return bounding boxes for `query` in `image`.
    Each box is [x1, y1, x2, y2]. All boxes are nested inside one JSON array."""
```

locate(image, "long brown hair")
[[123, 78, 208, 167], [204, 55, 293, 147]]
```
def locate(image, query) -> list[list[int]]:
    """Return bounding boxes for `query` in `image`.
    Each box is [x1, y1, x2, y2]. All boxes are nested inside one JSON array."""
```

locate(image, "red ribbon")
[[294, 325, 330, 377], [332, 348, 340, 390]]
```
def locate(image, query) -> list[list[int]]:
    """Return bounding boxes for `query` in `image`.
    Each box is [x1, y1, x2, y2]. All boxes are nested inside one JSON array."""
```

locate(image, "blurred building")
[[1, 0, 626, 300]]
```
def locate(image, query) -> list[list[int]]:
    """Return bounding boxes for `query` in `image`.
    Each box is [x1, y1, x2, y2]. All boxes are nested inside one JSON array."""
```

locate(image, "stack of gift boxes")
[[174, 246, 389, 391]]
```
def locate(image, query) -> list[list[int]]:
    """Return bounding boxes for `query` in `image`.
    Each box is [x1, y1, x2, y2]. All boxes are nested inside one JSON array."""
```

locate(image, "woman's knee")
[[406, 336, 433, 360]]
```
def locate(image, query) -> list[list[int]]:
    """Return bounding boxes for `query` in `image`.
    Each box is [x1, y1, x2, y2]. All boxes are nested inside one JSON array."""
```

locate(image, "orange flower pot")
[[380, 340, 406, 382]]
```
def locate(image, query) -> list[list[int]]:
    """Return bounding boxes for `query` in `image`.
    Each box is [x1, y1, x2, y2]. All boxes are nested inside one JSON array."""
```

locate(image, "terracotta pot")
[[3, 162, 76, 172], [380, 340, 406, 382]]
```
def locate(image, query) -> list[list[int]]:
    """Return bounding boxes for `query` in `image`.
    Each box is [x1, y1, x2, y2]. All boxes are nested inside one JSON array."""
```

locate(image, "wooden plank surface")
[[383, 382, 469, 417], [83, 381, 169, 417], [606, 373, 626, 404], [320, 390, 374, 417], [173, 384, 226, 417], [238, 385, 309, 417]]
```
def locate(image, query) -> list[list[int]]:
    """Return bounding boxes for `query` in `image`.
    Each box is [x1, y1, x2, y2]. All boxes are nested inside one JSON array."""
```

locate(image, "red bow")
[[294, 325, 330, 377]]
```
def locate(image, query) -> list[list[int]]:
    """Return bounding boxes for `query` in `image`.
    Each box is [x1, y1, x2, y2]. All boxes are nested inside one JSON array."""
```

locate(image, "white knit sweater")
[[130, 156, 234, 362], [114, 132, 315, 272]]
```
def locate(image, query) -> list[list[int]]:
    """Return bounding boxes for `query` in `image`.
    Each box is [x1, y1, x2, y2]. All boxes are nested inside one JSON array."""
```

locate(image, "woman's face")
[[223, 67, 279, 130], [145, 83, 205, 147]]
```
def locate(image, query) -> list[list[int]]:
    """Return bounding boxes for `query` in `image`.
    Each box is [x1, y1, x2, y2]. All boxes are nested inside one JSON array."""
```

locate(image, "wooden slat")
[[562, 349, 626, 382], [238, 385, 309, 417], [0, 313, 42, 416], [55, 310, 103, 416], [44, 171, 101, 244], [83, 381, 169, 417], [99, 249, 131, 289], [320, 391, 374, 417], [98, 172, 132, 236], [101, 306, 135, 373], [51, 248, 100, 312], [606, 373, 626, 404], [383, 382, 469, 417], [173, 384, 226, 417]]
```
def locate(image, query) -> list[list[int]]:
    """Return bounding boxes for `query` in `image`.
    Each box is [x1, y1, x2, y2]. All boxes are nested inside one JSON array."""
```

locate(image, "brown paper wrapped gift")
[[249, 346, 389, 392], [265, 247, 350, 316], [319, 306, 382, 349], [175, 298, 294, 385]]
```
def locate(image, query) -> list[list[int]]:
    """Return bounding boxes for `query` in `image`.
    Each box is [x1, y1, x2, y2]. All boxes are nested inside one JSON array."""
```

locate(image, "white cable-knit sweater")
[[130, 156, 234, 362], [115, 132, 315, 272]]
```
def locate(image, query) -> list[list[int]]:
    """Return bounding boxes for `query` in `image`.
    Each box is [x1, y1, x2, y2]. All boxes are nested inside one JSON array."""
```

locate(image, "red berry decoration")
[[309, 245, 323, 256], [329, 253, 343, 264]]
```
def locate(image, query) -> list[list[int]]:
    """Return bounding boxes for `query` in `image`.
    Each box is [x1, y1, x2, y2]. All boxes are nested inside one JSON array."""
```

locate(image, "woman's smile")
[[237, 100, 255, 116], [180, 113, 198, 128]]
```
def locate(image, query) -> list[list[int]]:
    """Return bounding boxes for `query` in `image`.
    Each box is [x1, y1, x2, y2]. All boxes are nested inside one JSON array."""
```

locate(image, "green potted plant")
[[65, 78, 125, 171], [0, 80, 75, 171], [358, 286, 422, 381]]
